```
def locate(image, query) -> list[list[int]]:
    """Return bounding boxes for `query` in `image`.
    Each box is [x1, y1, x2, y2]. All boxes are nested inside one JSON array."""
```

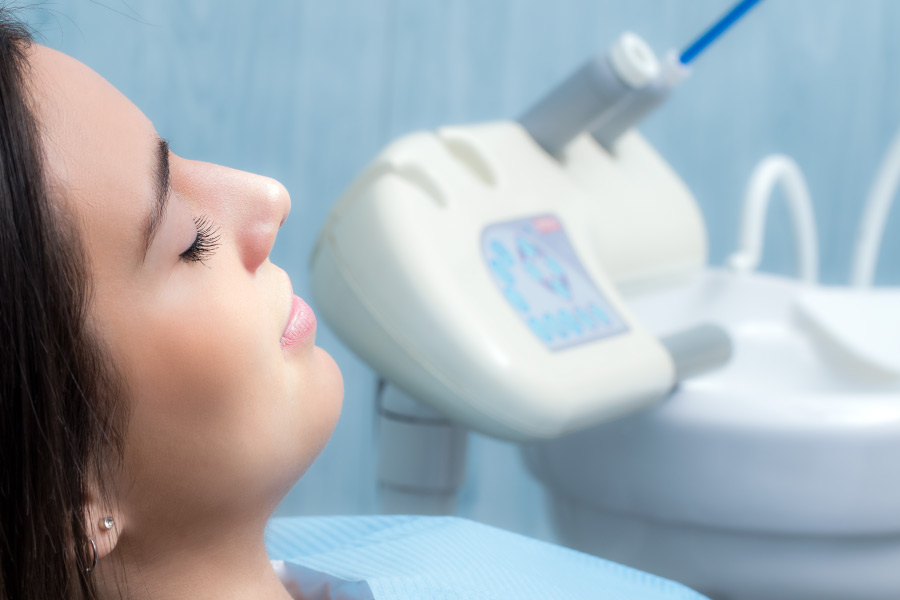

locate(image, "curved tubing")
[[727, 155, 819, 284], [851, 125, 900, 287]]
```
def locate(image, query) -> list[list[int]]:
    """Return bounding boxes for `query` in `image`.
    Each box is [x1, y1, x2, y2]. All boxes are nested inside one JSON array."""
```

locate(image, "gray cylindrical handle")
[[660, 323, 732, 382], [520, 55, 631, 157], [590, 80, 669, 151], [519, 32, 659, 157], [591, 52, 690, 152]]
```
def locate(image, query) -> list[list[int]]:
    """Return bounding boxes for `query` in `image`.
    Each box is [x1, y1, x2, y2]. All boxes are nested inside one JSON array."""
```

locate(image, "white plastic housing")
[[310, 122, 685, 440], [560, 131, 707, 295]]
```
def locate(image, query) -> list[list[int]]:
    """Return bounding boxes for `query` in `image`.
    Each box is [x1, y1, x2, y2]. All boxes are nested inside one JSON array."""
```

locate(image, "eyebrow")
[[142, 137, 171, 262]]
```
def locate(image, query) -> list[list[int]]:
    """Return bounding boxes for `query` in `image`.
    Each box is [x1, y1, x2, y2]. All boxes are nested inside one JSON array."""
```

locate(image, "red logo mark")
[[532, 215, 561, 234]]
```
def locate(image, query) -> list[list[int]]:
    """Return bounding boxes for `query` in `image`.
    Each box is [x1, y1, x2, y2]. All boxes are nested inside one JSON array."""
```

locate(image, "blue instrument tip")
[[680, 0, 765, 65]]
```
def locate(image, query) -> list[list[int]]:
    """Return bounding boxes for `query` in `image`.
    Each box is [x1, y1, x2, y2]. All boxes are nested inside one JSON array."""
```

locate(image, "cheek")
[[104, 274, 343, 521], [109, 284, 288, 506], [125, 280, 277, 412]]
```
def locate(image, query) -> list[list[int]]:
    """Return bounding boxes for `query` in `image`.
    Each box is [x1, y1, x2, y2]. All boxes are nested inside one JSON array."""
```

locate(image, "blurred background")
[[25, 0, 900, 541]]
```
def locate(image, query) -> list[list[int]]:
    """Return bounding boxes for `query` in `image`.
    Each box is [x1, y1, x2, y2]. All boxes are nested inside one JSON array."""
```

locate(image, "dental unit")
[[309, 0, 900, 598]]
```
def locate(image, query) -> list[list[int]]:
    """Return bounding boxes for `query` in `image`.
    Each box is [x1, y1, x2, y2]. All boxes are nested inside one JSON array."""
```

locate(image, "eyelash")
[[180, 216, 221, 264]]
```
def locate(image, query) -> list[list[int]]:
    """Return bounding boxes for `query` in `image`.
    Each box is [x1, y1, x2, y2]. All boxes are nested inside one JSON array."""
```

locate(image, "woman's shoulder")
[[266, 515, 707, 600]]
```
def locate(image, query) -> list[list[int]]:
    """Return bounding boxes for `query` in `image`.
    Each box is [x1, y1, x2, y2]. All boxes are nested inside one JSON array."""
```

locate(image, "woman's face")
[[29, 45, 343, 542]]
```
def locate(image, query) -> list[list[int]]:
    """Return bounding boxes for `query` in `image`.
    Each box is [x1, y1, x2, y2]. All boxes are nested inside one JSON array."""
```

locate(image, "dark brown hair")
[[0, 10, 126, 600]]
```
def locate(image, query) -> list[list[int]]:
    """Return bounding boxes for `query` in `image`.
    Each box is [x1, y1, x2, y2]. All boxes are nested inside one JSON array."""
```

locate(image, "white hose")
[[850, 125, 900, 287], [727, 155, 819, 284]]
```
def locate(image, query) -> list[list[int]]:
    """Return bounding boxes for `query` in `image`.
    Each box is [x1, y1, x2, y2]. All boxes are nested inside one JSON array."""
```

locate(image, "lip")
[[281, 290, 317, 351]]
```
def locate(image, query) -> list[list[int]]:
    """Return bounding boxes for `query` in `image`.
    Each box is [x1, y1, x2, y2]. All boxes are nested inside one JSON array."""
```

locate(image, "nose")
[[174, 158, 291, 273], [234, 174, 291, 272]]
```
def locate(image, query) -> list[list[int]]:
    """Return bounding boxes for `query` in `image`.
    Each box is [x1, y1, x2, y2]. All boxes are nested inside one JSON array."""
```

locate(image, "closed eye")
[[180, 215, 220, 265]]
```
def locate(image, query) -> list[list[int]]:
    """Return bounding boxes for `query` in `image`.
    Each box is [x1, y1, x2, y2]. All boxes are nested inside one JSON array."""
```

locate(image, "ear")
[[83, 490, 124, 560]]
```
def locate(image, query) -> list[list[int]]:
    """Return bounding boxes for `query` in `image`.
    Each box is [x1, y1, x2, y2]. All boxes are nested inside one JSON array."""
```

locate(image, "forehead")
[[27, 44, 157, 273]]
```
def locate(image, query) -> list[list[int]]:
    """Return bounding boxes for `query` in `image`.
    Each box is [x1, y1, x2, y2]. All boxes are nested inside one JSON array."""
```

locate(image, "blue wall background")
[[26, 0, 900, 540]]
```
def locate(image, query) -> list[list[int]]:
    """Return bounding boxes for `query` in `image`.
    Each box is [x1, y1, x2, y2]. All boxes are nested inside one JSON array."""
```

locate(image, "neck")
[[96, 519, 292, 600]]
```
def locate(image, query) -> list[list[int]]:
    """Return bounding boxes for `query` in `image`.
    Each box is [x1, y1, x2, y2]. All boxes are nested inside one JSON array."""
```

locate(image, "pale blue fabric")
[[266, 515, 708, 600]]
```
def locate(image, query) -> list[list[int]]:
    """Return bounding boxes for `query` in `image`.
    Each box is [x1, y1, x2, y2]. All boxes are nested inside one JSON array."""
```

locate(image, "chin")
[[283, 346, 343, 480], [312, 345, 344, 444]]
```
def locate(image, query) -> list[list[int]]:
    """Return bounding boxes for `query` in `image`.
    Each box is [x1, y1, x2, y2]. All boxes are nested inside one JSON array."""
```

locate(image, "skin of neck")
[[94, 515, 294, 600]]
